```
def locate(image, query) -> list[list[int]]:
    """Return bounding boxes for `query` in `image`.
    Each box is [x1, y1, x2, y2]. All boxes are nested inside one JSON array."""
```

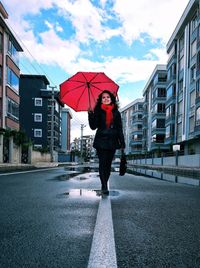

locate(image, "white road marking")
[[88, 196, 117, 268]]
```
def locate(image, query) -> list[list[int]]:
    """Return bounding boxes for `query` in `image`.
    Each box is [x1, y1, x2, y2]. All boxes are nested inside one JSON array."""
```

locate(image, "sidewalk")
[[0, 162, 74, 172]]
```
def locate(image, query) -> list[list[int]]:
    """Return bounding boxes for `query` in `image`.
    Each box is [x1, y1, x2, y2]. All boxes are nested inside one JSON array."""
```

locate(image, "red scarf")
[[101, 103, 115, 128]]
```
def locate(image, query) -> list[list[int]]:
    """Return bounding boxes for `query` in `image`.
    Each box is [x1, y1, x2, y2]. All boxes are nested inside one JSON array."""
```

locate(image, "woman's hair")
[[95, 90, 118, 110]]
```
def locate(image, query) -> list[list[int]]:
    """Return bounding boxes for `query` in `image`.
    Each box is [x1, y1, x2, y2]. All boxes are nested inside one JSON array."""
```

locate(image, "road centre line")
[[87, 196, 117, 268]]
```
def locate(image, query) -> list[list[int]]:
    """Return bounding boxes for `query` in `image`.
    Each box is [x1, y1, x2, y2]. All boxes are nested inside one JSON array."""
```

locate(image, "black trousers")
[[96, 149, 116, 188]]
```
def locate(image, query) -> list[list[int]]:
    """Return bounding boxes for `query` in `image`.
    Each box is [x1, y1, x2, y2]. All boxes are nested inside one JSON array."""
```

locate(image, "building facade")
[[0, 2, 23, 131], [71, 135, 95, 160], [166, 0, 200, 154], [61, 108, 72, 152], [121, 98, 144, 156], [119, 0, 200, 157], [19, 74, 63, 151], [142, 65, 169, 154]]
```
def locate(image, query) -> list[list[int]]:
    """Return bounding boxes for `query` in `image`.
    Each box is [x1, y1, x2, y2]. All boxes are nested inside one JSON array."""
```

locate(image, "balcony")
[[130, 139, 142, 146], [151, 128, 166, 135], [151, 142, 170, 151]]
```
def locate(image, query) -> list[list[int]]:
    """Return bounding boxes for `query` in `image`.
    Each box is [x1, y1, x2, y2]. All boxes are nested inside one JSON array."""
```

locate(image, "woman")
[[88, 90, 125, 194]]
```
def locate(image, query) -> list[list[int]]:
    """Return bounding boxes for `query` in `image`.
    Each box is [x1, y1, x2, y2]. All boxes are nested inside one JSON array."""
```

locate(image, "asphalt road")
[[0, 166, 200, 268]]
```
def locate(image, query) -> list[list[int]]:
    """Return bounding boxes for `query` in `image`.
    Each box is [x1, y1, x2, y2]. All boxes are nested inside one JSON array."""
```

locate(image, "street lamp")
[[80, 124, 86, 162], [49, 85, 57, 162]]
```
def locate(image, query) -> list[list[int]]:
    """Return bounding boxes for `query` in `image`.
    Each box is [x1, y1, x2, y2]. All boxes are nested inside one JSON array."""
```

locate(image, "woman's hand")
[[88, 108, 93, 114]]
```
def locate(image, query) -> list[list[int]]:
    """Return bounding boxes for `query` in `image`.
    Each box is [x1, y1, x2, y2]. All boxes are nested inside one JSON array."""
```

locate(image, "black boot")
[[101, 182, 109, 195]]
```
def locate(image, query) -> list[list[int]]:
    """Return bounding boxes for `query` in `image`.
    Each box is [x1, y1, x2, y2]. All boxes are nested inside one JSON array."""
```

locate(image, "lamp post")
[[49, 85, 57, 162], [173, 144, 180, 166], [80, 124, 86, 162]]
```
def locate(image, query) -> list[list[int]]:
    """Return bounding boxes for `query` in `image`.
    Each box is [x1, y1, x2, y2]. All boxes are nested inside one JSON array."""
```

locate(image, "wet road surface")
[[0, 165, 200, 268]]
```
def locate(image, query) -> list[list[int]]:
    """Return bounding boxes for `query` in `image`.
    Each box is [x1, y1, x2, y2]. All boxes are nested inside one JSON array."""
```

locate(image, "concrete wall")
[[131, 154, 200, 168], [178, 154, 200, 167], [31, 150, 51, 163], [163, 156, 176, 166]]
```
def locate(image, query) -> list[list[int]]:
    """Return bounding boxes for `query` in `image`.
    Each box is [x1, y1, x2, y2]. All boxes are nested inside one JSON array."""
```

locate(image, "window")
[[157, 103, 165, 113], [168, 45, 175, 61], [166, 107, 170, 119], [0, 32, 3, 53], [152, 134, 165, 143], [167, 86, 173, 99], [191, 65, 196, 81], [166, 104, 175, 119], [158, 73, 167, 82], [196, 107, 200, 126], [190, 91, 196, 107], [177, 122, 182, 138], [138, 104, 143, 110], [189, 116, 194, 133], [133, 134, 142, 141], [166, 124, 175, 138], [191, 39, 197, 58], [7, 98, 19, 120], [34, 98, 43, 106], [157, 88, 166, 97], [152, 119, 165, 129], [34, 113, 42, 122], [34, 129, 42, 137], [7, 37, 19, 65], [178, 101, 183, 115], [179, 80, 183, 92], [157, 119, 165, 128], [192, 15, 197, 31], [6, 67, 19, 92], [179, 56, 184, 71], [166, 125, 170, 138], [179, 35, 184, 52]]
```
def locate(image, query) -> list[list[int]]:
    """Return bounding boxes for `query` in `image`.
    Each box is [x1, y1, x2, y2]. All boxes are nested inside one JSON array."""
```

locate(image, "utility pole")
[[80, 124, 86, 162], [49, 85, 57, 162]]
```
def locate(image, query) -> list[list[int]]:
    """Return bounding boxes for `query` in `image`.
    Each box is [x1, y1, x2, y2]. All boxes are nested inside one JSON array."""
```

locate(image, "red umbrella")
[[59, 72, 119, 112]]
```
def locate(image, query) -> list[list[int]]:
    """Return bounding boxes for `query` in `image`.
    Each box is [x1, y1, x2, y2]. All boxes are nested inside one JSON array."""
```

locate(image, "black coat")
[[88, 106, 125, 150]]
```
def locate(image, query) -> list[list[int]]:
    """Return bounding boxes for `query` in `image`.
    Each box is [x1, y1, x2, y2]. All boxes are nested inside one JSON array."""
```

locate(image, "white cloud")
[[113, 0, 189, 44], [44, 20, 53, 29], [70, 110, 95, 141], [2, 0, 190, 141], [55, 23, 63, 32], [4, 0, 183, 88]]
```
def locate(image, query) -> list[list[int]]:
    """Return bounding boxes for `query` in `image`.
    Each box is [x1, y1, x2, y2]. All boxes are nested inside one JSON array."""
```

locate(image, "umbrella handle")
[[116, 93, 119, 102]]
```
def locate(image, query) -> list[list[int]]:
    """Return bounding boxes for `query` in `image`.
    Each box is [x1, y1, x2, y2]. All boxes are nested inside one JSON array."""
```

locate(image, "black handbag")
[[119, 152, 127, 176]]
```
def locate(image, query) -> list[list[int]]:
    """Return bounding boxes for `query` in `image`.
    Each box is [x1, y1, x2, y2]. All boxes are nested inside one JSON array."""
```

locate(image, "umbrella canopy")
[[59, 72, 119, 112]]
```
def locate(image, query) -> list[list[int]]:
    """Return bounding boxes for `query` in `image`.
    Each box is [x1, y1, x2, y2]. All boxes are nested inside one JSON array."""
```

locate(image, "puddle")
[[61, 189, 120, 198], [57, 172, 83, 181]]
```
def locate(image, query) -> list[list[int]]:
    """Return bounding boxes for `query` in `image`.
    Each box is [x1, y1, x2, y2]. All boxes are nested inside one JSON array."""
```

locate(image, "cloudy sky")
[[2, 0, 189, 140]]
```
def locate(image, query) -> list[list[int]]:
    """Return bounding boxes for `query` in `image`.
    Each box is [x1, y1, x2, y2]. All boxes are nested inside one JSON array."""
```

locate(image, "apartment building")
[[19, 74, 63, 151], [121, 98, 144, 155], [0, 2, 23, 130], [165, 0, 200, 154], [71, 135, 95, 160], [142, 65, 169, 154], [61, 108, 72, 152]]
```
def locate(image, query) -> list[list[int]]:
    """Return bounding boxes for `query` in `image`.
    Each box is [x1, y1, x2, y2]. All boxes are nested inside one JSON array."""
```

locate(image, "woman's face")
[[101, 92, 111, 105]]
